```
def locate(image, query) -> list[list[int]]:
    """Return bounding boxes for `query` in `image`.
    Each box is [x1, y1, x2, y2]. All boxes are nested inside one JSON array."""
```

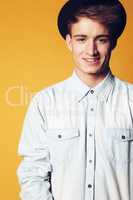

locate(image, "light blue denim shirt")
[[17, 69, 133, 200]]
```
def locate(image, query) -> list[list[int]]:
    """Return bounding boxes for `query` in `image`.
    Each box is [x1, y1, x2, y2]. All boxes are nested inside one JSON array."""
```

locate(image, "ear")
[[65, 34, 72, 51]]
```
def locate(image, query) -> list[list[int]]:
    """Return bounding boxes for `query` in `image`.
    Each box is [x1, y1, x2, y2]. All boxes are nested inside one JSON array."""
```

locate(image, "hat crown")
[[69, 0, 119, 5], [58, 0, 126, 39]]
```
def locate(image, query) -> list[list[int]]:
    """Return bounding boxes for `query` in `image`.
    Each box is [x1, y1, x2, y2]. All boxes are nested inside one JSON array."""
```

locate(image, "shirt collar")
[[67, 68, 115, 103]]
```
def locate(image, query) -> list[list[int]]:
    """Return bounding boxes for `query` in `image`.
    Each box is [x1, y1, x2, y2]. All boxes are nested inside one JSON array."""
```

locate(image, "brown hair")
[[67, 2, 127, 41]]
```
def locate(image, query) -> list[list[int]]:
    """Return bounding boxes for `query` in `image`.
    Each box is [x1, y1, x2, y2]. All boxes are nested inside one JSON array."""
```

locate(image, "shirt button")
[[89, 134, 92, 137], [122, 135, 125, 139], [58, 134, 62, 138], [90, 90, 94, 94], [90, 108, 94, 111], [88, 184, 92, 188], [89, 160, 92, 163]]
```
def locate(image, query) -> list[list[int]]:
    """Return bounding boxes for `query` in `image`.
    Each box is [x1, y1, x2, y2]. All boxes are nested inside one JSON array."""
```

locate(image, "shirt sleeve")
[[17, 94, 53, 200]]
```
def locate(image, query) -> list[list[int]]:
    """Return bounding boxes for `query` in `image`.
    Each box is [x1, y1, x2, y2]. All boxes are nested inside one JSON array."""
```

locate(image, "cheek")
[[72, 45, 84, 56], [98, 46, 111, 58]]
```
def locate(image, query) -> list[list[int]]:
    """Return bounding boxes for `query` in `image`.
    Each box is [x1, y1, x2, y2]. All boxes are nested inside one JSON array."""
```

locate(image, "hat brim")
[[57, 1, 79, 39]]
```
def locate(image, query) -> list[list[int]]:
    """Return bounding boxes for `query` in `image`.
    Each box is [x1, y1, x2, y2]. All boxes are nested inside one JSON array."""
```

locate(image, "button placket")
[[85, 97, 97, 200]]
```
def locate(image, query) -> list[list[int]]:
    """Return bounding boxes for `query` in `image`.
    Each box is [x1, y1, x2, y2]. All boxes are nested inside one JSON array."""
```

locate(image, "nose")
[[85, 39, 98, 56]]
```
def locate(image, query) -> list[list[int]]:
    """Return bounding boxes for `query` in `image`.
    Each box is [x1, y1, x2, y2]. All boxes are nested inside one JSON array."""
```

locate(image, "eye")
[[98, 38, 109, 44], [76, 38, 86, 42]]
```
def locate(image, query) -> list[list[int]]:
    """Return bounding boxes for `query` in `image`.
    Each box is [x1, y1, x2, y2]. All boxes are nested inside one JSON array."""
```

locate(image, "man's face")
[[66, 17, 113, 76]]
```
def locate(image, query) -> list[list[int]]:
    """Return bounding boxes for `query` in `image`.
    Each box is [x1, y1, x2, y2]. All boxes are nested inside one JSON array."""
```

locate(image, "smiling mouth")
[[83, 58, 100, 64]]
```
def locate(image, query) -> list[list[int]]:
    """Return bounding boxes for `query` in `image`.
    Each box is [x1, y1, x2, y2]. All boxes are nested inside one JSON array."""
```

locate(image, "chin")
[[76, 63, 104, 74], [83, 66, 102, 74]]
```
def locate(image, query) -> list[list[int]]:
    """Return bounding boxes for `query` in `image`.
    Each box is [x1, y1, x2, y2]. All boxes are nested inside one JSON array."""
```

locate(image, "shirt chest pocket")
[[46, 128, 80, 164], [105, 128, 133, 164]]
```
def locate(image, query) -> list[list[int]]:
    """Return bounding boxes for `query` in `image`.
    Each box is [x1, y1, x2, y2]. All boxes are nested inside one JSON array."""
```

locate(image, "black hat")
[[57, 0, 126, 39]]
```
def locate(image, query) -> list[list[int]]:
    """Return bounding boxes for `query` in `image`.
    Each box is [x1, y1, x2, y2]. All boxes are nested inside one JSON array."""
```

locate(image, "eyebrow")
[[73, 34, 87, 38], [73, 34, 110, 38]]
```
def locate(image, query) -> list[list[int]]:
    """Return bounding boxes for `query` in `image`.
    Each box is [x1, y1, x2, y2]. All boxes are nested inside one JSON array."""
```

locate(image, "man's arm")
[[17, 94, 53, 200]]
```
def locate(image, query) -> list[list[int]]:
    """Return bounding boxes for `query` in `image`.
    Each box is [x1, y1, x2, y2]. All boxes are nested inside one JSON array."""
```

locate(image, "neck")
[[74, 67, 110, 87]]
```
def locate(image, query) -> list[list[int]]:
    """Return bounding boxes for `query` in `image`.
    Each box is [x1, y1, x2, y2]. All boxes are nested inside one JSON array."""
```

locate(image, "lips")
[[83, 57, 100, 64]]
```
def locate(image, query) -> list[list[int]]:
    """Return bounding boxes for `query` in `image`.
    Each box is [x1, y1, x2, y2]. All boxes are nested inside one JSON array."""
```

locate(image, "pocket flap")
[[106, 128, 133, 141], [46, 128, 79, 140]]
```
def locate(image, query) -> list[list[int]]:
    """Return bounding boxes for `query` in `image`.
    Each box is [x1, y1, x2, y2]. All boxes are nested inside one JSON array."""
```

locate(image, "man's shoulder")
[[33, 76, 71, 102], [115, 76, 133, 89], [115, 76, 133, 101]]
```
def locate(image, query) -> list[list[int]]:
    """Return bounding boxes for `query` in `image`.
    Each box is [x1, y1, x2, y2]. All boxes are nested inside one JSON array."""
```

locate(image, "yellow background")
[[0, 0, 132, 199]]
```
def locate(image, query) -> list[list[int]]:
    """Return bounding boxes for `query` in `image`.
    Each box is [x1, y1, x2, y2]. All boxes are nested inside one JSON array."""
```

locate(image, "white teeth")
[[84, 58, 99, 61], [84, 58, 99, 63]]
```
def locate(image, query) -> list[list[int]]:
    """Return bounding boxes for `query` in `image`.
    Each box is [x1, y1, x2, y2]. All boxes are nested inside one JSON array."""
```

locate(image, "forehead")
[[70, 17, 109, 37]]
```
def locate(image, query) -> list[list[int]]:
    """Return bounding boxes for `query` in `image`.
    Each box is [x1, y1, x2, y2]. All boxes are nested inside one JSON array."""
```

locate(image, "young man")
[[17, 0, 133, 200]]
